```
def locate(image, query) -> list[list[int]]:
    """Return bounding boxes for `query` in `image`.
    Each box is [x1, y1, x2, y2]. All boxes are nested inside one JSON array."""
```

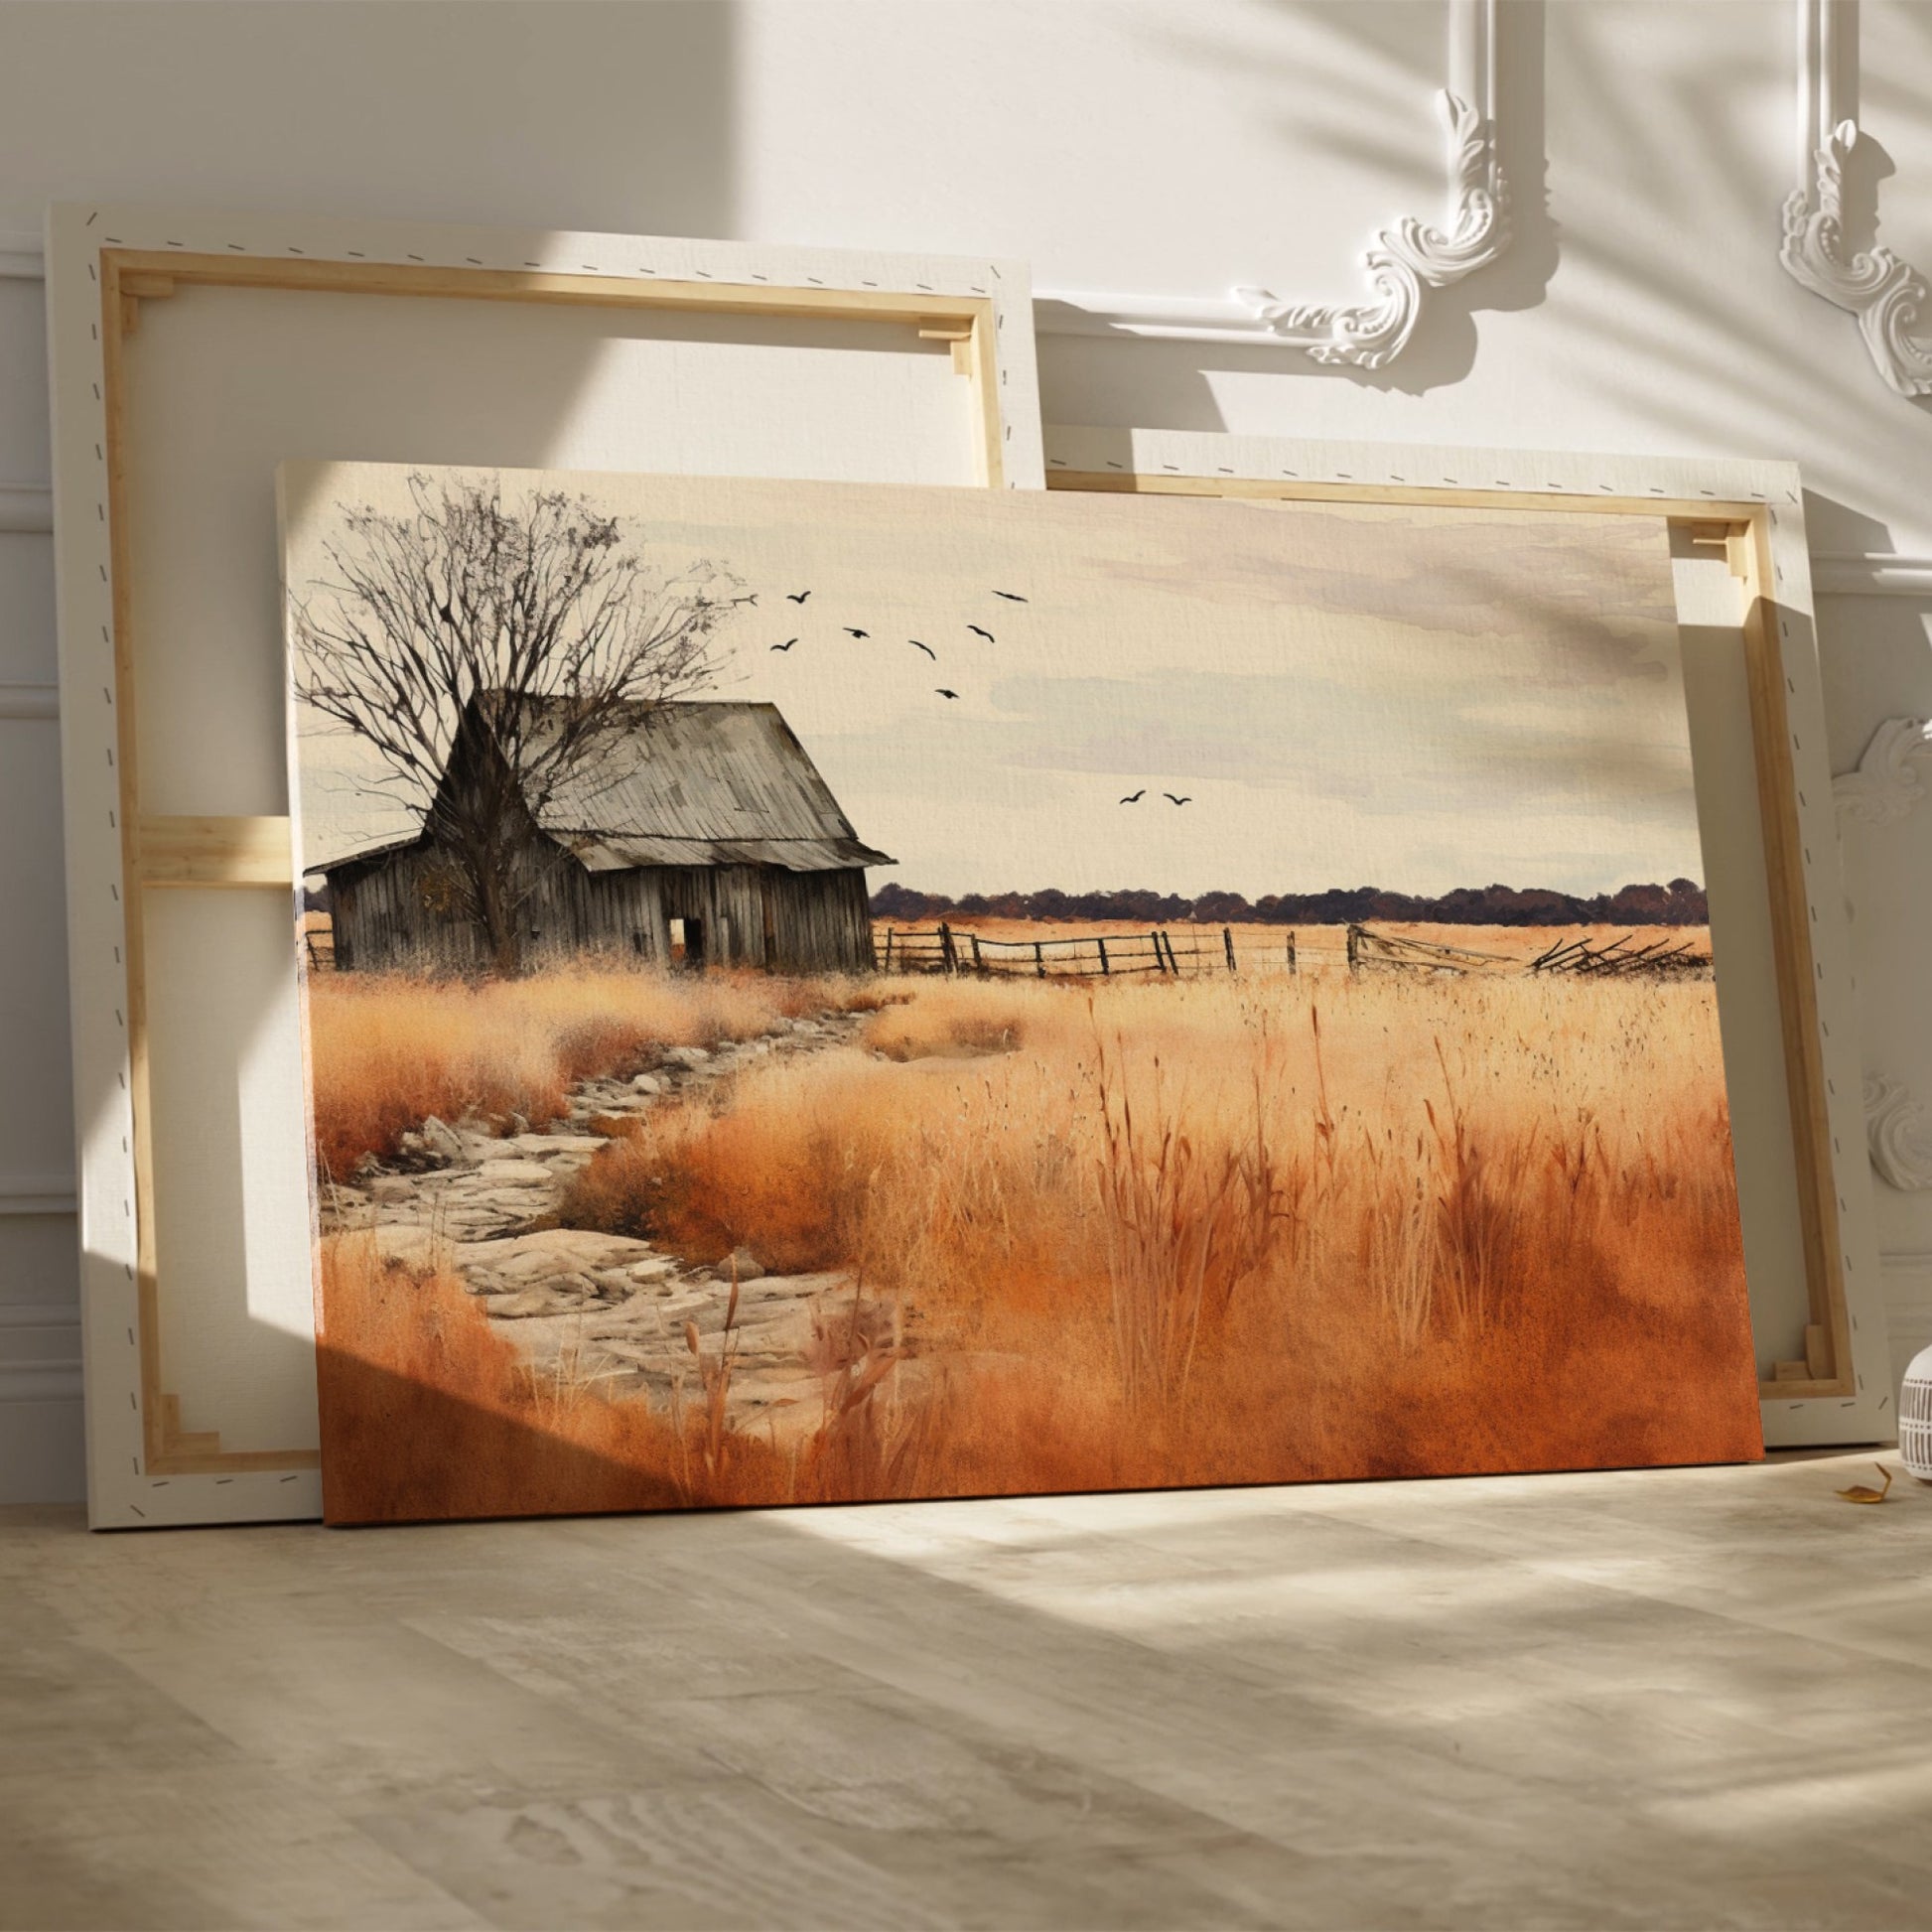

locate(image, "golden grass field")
[[304, 963, 897, 1176], [311, 932, 1763, 1519]]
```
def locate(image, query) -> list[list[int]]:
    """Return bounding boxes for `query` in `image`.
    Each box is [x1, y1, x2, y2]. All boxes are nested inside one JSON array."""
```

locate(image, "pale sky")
[[281, 462, 1699, 900]]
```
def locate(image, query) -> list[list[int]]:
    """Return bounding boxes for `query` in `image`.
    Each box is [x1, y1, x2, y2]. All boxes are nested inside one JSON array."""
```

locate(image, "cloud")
[[1084, 499, 1678, 687]]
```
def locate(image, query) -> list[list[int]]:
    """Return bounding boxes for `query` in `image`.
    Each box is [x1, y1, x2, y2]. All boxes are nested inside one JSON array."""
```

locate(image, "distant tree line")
[[870, 878, 1711, 928]]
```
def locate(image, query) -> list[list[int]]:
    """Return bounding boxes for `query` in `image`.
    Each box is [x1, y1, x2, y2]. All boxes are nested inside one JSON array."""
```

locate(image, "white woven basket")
[[1902, 1344, 1932, 1481]]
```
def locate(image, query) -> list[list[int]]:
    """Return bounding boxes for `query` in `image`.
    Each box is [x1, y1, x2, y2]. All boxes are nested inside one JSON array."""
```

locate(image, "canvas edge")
[[48, 199, 1046, 1530], [1040, 423, 1891, 1452]]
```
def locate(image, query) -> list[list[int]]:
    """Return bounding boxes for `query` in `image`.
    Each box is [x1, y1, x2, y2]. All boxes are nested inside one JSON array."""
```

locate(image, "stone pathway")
[[323, 1010, 909, 1445]]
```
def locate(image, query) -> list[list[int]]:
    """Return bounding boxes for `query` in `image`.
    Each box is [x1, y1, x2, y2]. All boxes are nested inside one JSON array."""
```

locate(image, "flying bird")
[[843, 627, 870, 638], [967, 624, 995, 642], [769, 638, 797, 652], [935, 688, 959, 700], [1120, 789, 1146, 804], [1164, 793, 1192, 806], [732, 594, 759, 607], [785, 591, 812, 604], [993, 590, 1029, 603], [908, 638, 936, 659]]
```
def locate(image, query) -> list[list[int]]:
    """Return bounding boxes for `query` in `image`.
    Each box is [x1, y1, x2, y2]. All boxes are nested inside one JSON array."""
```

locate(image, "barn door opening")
[[669, 915, 706, 971]]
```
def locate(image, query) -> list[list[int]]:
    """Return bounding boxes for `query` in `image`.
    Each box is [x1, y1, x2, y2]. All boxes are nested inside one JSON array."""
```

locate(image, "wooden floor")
[[4, 1451, 1931, 1930]]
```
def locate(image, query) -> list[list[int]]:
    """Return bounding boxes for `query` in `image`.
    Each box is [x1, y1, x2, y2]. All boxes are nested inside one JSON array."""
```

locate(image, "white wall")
[[3, 0, 1928, 1502]]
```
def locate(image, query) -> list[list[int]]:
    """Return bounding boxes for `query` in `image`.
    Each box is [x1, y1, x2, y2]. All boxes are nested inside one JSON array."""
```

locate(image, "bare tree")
[[293, 473, 737, 974]]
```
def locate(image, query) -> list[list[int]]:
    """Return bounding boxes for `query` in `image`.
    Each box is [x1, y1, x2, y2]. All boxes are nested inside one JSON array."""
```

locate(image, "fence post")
[[939, 921, 957, 975], [1286, 930, 1297, 975], [1096, 936, 1109, 976], [1223, 925, 1237, 973], [1034, 939, 1046, 979], [970, 932, 984, 976], [884, 928, 895, 972], [1345, 923, 1359, 973], [1150, 930, 1165, 975]]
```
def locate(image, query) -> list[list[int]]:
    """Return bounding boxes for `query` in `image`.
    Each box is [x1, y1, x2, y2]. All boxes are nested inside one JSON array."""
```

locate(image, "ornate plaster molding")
[[1781, 0, 1932, 398], [1035, 0, 1509, 364], [1834, 717, 1932, 825], [1864, 1074, 1932, 1191]]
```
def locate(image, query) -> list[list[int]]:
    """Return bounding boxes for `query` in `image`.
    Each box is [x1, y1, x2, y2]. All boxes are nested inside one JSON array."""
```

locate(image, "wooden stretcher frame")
[[46, 202, 1043, 1526], [1042, 425, 1892, 1449]]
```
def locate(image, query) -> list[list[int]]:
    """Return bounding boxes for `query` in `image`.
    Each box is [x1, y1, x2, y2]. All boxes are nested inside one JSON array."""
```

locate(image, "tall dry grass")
[[304, 966, 894, 1176], [318, 1229, 949, 1522], [557, 967, 1760, 1485], [322, 957, 1763, 1518]]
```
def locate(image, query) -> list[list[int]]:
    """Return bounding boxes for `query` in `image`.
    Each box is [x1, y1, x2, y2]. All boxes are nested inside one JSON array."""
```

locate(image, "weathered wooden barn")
[[314, 698, 894, 975]]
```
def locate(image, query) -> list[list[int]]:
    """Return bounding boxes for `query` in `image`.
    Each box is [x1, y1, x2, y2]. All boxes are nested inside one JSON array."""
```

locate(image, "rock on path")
[[322, 1010, 913, 1442]]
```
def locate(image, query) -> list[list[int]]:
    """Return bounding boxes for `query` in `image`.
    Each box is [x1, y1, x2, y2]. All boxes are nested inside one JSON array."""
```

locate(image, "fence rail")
[[878, 922, 1289, 979], [1344, 924, 1517, 973]]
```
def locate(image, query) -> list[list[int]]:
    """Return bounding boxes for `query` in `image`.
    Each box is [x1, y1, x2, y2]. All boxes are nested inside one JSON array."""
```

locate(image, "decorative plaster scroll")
[[1035, 0, 1509, 363], [1834, 717, 1932, 824], [1781, 0, 1932, 398], [1864, 1074, 1932, 1190], [1234, 92, 1508, 369]]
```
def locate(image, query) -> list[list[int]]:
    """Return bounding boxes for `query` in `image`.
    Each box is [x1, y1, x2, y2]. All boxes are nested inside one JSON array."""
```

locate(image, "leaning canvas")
[[278, 461, 1764, 1524]]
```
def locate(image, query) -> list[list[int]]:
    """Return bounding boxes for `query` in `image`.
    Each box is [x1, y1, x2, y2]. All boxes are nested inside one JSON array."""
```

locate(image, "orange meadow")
[[311, 935, 1762, 1520]]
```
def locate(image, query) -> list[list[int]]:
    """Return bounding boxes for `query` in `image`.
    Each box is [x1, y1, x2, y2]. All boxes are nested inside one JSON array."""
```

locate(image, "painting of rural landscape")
[[279, 462, 1763, 1525]]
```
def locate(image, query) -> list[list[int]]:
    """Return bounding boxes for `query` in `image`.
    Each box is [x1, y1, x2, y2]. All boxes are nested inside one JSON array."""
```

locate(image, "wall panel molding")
[[0, 683, 58, 722], [1781, 0, 1932, 398], [0, 1303, 82, 1408], [1035, 0, 1508, 364], [1811, 552, 1932, 597], [0, 482, 54, 532], [0, 1174, 78, 1217], [3, 21, 1503, 372], [0, 231, 43, 281]]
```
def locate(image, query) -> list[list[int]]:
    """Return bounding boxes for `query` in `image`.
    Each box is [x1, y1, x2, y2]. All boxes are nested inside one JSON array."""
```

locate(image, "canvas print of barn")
[[279, 461, 1764, 1526]]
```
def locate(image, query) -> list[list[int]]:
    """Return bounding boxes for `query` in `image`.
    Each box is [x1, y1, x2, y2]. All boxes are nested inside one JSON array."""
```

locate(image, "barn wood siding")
[[329, 841, 876, 976], [321, 699, 883, 977]]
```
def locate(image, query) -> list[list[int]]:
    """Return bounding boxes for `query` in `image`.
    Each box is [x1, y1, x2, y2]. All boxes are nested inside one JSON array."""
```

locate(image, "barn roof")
[[314, 698, 893, 875]]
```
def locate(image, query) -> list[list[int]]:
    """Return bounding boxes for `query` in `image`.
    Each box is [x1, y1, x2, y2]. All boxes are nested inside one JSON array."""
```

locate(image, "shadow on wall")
[[1035, 0, 1554, 419], [0, 3, 739, 240], [1522, 0, 1931, 449]]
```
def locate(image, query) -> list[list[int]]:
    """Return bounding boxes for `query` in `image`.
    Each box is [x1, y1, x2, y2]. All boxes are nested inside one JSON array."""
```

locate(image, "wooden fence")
[[301, 922, 336, 973], [878, 922, 1297, 979], [1343, 924, 1517, 974], [877, 920, 1710, 984], [1346, 922, 1712, 979], [1528, 931, 1712, 977]]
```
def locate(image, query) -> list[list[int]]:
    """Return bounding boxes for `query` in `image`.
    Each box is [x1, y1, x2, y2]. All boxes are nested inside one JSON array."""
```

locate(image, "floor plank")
[[3, 1452, 1930, 1929]]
